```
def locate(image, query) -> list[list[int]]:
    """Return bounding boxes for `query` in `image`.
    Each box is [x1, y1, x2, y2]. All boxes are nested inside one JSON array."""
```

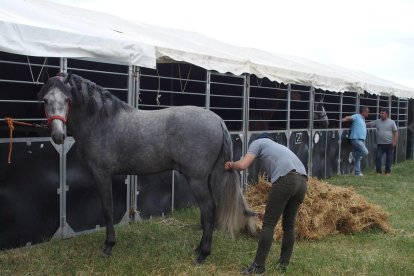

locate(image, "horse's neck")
[[67, 107, 108, 141]]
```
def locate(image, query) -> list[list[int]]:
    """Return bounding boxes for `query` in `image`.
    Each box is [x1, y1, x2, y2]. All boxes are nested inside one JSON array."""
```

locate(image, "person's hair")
[[380, 108, 389, 114], [359, 105, 369, 114]]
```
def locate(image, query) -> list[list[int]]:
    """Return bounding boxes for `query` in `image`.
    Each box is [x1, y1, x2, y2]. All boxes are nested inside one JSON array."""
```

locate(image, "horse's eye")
[[43, 99, 48, 104]]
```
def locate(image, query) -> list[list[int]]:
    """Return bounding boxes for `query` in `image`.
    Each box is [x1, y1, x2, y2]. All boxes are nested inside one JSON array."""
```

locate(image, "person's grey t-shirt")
[[368, 119, 397, 144], [247, 138, 307, 183]]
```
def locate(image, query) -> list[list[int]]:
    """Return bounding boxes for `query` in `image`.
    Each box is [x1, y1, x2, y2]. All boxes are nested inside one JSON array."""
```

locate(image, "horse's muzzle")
[[52, 132, 66, 144]]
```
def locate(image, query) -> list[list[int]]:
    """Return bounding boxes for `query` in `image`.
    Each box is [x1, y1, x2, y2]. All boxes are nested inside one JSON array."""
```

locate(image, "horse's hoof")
[[100, 251, 111, 258], [101, 245, 113, 258], [193, 255, 205, 265]]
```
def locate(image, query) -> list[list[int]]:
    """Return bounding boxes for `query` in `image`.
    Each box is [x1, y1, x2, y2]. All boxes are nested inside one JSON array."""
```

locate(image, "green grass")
[[1, 162, 414, 275]]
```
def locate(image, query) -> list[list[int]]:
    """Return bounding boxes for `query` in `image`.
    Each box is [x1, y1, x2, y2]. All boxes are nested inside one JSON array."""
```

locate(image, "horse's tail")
[[210, 121, 257, 237]]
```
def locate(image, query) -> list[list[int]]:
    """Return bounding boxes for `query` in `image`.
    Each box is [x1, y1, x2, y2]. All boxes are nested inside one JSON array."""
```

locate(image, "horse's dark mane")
[[38, 73, 131, 119]]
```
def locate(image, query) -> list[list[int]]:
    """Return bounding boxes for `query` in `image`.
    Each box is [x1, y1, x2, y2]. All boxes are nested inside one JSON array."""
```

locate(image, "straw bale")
[[245, 176, 392, 240]]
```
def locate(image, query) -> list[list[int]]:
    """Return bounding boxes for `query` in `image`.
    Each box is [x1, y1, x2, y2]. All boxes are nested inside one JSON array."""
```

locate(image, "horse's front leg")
[[91, 169, 116, 257]]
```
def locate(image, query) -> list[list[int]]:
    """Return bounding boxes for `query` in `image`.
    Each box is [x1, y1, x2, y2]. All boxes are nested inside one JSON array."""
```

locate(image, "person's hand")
[[224, 161, 233, 171], [392, 141, 397, 147]]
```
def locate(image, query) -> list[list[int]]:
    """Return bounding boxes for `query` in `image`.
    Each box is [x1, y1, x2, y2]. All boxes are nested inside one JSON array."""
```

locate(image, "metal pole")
[[308, 86, 315, 176], [376, 95, 380, 118], [60, 57, 68, 237], [135, 66, 140, 109], [338, 93, 344, 175], [53, 57, 75, 239], [242, 74, 250, 189], [356, 93, 360, 113], [206, 71, 211, 110], [171, 171, 175, 212], [287, 84, 291, 131]]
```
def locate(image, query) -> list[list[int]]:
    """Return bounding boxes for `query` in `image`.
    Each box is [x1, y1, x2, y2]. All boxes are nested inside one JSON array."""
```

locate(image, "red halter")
[[44, 102, 70, 127]]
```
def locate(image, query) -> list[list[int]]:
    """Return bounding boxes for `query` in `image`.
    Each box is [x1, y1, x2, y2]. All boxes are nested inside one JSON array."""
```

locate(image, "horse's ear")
[[63, 72, 72, 84]]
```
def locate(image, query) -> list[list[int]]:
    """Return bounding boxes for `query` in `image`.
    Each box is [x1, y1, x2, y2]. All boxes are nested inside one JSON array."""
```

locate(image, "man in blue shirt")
[[342, 106, 369, 176]]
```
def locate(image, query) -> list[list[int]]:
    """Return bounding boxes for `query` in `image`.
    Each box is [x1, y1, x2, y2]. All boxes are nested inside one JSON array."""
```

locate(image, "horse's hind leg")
[[91, 169, 116, 257], [187, 177, 215, 264]]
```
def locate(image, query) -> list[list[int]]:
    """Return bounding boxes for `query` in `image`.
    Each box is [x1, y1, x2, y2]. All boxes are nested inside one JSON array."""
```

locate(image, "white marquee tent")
[[1, 0, 413, 98]]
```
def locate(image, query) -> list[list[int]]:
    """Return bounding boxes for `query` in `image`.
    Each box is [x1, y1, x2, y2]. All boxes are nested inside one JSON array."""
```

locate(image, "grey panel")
[[325, 130, 340, 178], [396, 128, 407, 162], [362, 128, 377, 170], [66, 144, 127, 232], [311, 130, 327, 178], [340, 130, 354, 175], [0, 141, 59, 249], [289, 131, 309, 172]]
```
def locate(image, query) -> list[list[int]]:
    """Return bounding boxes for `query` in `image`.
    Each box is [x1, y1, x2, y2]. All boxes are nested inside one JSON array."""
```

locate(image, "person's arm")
[[366, 120, 376, 128], [392, 131, 398, 147], [342, 116, 353, 122], [392, 121, 398, 147], [224, 153, 256, 171]]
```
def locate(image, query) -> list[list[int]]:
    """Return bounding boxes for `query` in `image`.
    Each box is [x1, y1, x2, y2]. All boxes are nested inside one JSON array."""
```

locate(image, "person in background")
[[342, 106, 369, 176], [224, 133, 307, 274], [366, 108, 398, 176]]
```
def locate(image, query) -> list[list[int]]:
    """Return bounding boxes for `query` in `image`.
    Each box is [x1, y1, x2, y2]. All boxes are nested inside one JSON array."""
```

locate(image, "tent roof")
[[1, 0, 413, 98]]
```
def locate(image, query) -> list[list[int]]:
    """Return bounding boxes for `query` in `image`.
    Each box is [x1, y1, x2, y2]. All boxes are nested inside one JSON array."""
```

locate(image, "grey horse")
[[38, 72, 256, 264]]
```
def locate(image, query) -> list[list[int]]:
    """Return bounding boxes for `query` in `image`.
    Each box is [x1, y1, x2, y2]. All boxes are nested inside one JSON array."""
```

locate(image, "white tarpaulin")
[[1, 0, 413, 98]]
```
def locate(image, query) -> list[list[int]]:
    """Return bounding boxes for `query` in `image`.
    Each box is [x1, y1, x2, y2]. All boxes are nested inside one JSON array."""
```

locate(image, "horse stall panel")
[[362, 128, 377, 170], [62, 59, 130, 232], [340, 92, 358, 129], [313, 90, 341, 129], [289, 84, 311, 130], [209, 72, 244, 131], [0, 52, 60, 138], [396, 128, 407, 163], [360, 92, 379, 123], [247, 132, 287, 183], [340, 130, 354, 174], [136, 133, 242, 218], [65, 143, 127, 232], [326, 130, 340, 178], [249, 75, 288, 131], [289, 131, 309, 172], [0, 140, 59, 249], [139, 63, 206, 110], [136, 171, 194, 219], [311, 130, 327, 178], [67, 59, 129, 103]]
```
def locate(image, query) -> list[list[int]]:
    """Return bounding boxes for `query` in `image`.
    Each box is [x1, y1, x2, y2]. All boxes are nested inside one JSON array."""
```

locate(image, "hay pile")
[[245, 176, 393, 240]]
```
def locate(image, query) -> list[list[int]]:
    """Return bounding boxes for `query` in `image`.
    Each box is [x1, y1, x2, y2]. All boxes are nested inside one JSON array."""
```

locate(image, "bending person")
[[224, 133, 307, 274]]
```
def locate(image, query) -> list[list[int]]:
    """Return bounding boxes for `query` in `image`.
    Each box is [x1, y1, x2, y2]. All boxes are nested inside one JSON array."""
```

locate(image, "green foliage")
[[1, 161, 414, 275]]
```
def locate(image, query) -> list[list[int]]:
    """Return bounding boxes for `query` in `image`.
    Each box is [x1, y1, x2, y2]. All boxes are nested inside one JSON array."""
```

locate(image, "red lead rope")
[[4, 104, 69, 164], [4, 117, 47, 164]]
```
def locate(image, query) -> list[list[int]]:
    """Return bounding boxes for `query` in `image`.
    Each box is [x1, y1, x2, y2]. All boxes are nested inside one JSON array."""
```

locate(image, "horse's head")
[[38, 73, 72, 144], [314, 100, 329, 128]]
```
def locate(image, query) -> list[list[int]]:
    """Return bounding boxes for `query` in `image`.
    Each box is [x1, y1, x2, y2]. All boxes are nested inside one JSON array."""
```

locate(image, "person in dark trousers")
[[224, 133, 307, 274], [367, 108, 398, 175], [342, 106, 369, 176]]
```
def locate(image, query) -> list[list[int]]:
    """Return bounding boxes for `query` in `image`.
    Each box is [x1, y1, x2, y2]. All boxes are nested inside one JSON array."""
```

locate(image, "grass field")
[[1, 161, 414, 275]]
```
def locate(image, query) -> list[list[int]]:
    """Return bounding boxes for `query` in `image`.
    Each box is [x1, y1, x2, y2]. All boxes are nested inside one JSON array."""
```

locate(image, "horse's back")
[[119, 106, 225, 176]]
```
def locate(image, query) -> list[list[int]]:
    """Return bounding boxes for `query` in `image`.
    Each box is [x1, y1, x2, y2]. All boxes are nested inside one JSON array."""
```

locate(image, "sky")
[[52, 0, 414, 89]]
